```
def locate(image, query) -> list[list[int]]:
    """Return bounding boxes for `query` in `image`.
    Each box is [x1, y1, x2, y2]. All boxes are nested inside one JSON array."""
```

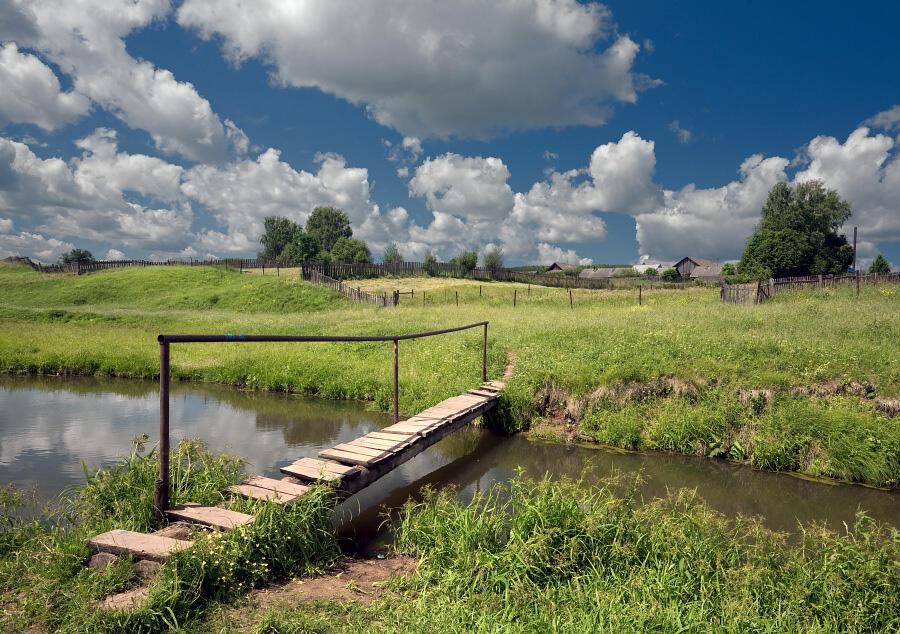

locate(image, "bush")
[[482, 247, 504, 277], [424, 253, 438, 276], [661, 268, 680, 282], [450, 250, 478, 276]]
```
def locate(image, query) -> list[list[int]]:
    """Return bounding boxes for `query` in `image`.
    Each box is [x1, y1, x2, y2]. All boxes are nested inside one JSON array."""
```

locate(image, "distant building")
[[633, 261, 672, 274], [545, 262, 580, 272], [674, 256, 724, 281], [579, 267, 631, 279]]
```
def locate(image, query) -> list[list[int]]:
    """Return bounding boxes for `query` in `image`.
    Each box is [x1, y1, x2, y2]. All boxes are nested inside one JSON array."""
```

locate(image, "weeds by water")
[[0, 439, 340, 632]]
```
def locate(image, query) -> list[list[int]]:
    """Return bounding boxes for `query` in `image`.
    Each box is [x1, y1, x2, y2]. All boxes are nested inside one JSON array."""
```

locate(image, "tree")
[[258, 216, 300, 262], [451, 250, 478, 276], [661, 268, 680, 282], [383, 243, 403, 266], [305, 206, 352, 252], [642, 267, 658, 277], [59, 248, 95, 264], [330, 237, 371, 263], [424, 253, 438, 276], [721, 263, 737, 276], [869, 254, 891, 273], [278, 231, 320, 265], [483, 246, 504, 277], [738, 181, 853, 278]]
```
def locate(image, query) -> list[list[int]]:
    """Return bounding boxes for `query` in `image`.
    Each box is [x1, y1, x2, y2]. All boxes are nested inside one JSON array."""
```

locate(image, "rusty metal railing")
[[154, 321, 490, 516]]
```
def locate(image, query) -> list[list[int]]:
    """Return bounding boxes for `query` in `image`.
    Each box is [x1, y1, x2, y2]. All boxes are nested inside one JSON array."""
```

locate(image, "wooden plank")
[[350, 437, 407, 451], [293, 457, 360, 475], [245, 476, 309, 497], [319, 447, 383, 467], [280, 462, 342, 482], [88, 529, 192, 562], [166, 505, 254, 530], [467, 389, 499, 398], [380, 424, 433, 436], [228, 483, 297, 504], [366, 431, 417, 443], [331, 442, 391, 459]]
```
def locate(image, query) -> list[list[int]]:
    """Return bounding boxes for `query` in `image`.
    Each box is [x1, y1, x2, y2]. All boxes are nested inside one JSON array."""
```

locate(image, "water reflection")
[[1, 376, 896, 550]]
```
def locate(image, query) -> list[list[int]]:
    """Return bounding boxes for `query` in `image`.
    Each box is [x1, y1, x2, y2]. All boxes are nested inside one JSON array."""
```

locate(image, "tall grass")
[[0, 439, 340, 633]]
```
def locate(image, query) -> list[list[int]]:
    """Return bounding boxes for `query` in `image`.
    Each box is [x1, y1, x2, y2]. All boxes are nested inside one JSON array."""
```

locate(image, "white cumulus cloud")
[[177, 0, 656, 138]]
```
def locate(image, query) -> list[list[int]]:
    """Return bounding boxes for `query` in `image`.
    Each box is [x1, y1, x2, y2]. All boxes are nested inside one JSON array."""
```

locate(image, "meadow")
[[0, 262, 897, 487], [1, 261, 898, 631]]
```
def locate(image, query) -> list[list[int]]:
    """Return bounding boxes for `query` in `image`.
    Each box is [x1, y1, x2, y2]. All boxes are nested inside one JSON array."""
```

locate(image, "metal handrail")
[[154, 321, 490, 517]]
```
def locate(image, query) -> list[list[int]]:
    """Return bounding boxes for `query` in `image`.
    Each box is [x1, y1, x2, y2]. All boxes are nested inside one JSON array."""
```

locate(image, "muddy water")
[[1, 376, 897, 551]]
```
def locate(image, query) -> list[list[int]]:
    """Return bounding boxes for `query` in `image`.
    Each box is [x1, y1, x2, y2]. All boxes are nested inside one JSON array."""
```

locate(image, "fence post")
[[393, 290, 399, 306], [513, 289, 517, 307], [569, 289, 573, 308], [482, 323, 488, 382], [154, 339, 170, 523], [639, 285, 642, 306], [392, 339, 399, 423], [455, 291, 458, 306]]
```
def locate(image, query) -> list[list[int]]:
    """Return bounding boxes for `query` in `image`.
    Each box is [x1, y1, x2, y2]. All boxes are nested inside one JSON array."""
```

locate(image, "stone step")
[[88, 529, 192, 562], [166, 504, 254, 530]]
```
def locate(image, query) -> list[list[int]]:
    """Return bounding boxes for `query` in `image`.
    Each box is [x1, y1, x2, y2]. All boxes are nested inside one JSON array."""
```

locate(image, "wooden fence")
[[301, 267, 398, 307], [721, 272, 900, 304]]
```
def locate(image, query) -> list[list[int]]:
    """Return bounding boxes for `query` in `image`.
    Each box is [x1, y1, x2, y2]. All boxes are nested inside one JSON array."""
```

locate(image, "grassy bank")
[[210, 474, 900, 633], [0, 440, 340, 632], [1, 262, 898, 486]]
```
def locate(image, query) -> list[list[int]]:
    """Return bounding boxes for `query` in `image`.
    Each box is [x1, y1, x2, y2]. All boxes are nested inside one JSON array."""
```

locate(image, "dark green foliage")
[[423, 253, 438, 276], [305, 207, 352, 252], [661, 267, 680, 281], [869, 254, 891, 273], [382, 243, 403, 266], [59, 249, 95, 265], [450, 250, 478, 276], [330, 237, 371, 263], [642, 266, 658, 276], [278, 231, 320, 265], [721, 262, 736, 276], [739, 181, 853, 278], [482, 246, 503, 276], [258, 217, 301, 262]]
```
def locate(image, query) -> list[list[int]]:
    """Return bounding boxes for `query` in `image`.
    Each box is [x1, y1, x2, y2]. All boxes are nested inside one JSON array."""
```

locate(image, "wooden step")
[[467, 389, 500, 398], [348, 436, 409, 452], [366, 431, 417, 443], [228, 483, 296, 504], [88, 529, 192, 562], [280, 457, 361, 483], [166, 505, 254, 531], [319, 446, 389, 467]]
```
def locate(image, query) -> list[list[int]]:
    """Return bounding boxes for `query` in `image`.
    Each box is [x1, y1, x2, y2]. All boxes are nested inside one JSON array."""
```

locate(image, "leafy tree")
[[330, 237, 371, 263], [738, 181, 853, 278], [617, 267, 640, 277], [258, 216, 301, 262], [424, 253, 438, 276], [383, 243, 403, 266], [721, 263, 737, 276], [642, 267, 658, 277], [661, 268, 680, 282], [59, 248, 95, 264], [482, 246, 504, 276], [305, 206, 352, 252], [278, 231, 320, 265], [869, 254, 891, 273], [451, 250, 478, 276]]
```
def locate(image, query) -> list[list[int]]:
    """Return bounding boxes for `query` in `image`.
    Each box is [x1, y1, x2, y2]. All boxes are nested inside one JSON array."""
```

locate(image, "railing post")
[[482, 323, 488, 382], [392, 338, 399, 423], [155, 339, 170, 523]]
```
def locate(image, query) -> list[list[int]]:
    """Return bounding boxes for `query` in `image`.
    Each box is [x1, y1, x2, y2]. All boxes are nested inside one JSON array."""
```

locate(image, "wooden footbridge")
[[88, 322, 507, 562]]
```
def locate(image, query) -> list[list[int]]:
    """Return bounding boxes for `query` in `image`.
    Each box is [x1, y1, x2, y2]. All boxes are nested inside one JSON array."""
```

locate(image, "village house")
[[674, 256, 724, 281]]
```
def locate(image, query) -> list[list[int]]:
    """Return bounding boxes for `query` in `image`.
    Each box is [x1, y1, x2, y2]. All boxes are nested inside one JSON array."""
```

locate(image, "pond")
[[2, 376, 897, 553]]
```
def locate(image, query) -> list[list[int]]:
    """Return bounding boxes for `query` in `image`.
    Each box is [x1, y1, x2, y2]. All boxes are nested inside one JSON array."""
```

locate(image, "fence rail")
[[721, 272, 900, 304], [301, 267, 398, 306]]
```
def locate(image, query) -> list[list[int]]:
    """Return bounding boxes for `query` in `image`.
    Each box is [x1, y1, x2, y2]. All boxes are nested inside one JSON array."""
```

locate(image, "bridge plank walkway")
[[88, 378, 506, 561]]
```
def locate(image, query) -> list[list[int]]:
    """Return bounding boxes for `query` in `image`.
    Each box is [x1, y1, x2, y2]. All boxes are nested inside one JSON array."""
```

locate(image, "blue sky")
[[1, 0, 898, 266]]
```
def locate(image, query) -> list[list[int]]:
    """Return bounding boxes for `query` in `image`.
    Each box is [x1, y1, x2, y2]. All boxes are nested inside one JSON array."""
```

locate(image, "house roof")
[[676, 256, 716, 268], [689, 263, 724, 277], [546, 262, 580, 271], [579, 267, 629, 279]]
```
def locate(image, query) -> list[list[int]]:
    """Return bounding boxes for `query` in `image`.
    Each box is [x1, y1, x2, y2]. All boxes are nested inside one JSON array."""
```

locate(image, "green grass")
[[1, 262, 898, 486], [0, 439, 340, 633], [208, 474, 900, 633]]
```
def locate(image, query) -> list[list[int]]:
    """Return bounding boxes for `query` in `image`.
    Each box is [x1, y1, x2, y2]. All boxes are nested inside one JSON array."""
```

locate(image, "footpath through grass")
[[1, 262, 898, 487]]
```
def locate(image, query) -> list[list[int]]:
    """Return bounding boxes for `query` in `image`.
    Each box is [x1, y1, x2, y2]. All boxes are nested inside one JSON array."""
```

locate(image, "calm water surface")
[[1, 376, 897, 552]]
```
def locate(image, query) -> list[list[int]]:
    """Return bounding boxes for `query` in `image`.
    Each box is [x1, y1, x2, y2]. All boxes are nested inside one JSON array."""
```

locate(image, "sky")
[[0, 0, 898, 267]]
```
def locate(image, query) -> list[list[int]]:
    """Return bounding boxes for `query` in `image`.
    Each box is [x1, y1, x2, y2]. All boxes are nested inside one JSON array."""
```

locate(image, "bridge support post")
[[393, 338, 399, 423], [482, 323, 488, 382], [154, 339, 170, 523]]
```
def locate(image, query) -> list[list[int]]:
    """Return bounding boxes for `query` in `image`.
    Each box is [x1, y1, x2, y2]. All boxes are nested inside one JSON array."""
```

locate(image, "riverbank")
[[3, 446, 896, 632], [1, 262, 898, 487]]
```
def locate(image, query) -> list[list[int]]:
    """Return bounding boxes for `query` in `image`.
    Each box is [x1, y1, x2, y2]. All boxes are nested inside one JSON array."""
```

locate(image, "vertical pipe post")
[[482, 323, 488, 382], [392, 339, 399, 423], [513, 288, 517, 307], [155, 339, 170, 522], [479, 285, 482, 297], [569, 289, 573, 308], [455, 291, 459, 306]]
